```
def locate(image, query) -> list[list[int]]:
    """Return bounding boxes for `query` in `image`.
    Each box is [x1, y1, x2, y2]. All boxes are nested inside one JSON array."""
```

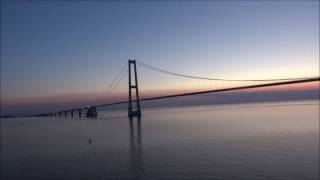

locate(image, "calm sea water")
[[1, 101, 319, 180]]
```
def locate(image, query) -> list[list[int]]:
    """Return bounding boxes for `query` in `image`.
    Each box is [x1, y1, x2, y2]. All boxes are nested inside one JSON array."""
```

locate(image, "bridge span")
[[36, 60, 319, 118]]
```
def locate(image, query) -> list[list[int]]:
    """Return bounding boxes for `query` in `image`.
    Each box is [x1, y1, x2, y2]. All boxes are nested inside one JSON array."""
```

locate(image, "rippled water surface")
[[1, 101, 319, 180]]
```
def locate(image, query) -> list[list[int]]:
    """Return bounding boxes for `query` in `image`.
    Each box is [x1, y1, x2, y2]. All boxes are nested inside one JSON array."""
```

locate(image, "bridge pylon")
[[128, 59, 142, 118]]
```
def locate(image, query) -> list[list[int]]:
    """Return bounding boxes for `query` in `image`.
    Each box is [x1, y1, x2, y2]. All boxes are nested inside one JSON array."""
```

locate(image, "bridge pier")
[[78, 109, 82, 117], [64, 111, 67, 117], [86, 107, 97, 117], [128, 60, 142, 118], [59, 112, 62, 117], [71, 110, 74, 117]]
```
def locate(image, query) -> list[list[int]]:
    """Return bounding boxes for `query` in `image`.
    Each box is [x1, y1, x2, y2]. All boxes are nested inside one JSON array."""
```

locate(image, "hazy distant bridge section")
[[39, 60, 319, 118]]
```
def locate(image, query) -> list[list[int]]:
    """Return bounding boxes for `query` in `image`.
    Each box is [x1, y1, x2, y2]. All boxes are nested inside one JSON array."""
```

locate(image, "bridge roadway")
[[40, 77, 319, 117]]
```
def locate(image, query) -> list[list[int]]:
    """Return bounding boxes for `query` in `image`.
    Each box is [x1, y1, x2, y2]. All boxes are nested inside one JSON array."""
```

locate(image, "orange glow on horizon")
[[240, 81, 320, 93], [2, 81, 319, 108]]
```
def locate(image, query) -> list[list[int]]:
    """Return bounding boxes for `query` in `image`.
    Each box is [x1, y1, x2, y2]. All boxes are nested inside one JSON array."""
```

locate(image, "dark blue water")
[[1, 101, 319, 180]]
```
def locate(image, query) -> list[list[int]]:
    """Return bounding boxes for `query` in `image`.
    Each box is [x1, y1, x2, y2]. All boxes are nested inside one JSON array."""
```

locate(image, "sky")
[[1, 1, 319, 115]]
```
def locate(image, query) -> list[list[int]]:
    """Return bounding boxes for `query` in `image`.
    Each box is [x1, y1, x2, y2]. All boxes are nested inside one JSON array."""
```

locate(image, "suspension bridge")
[[36, 59, 319, 118]]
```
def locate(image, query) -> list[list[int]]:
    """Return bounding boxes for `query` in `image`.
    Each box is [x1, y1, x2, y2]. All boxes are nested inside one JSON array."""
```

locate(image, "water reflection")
[[129, 116, 144, 179], [2, 102, 317, 180]]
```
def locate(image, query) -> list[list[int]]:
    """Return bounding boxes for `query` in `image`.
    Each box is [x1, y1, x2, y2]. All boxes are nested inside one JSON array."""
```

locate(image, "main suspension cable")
[[137, 61, 317, 82], [91, 62, 127, 105]]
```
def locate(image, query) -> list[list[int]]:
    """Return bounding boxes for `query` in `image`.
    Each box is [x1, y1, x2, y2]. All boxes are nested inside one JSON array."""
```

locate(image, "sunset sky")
[[1, 1, 319, 115]]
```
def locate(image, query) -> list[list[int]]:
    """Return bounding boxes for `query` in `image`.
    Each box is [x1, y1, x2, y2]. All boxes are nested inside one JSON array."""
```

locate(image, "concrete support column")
[[128, 59, 142, 117]]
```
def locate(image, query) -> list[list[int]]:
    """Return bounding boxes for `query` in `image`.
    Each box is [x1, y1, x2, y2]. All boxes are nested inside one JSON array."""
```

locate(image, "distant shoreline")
[[1, 98, 319, 119]]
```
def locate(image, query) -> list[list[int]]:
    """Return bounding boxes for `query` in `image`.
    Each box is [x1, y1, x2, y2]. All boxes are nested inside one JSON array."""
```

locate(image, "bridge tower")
[[128, 59, 142, 117]]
